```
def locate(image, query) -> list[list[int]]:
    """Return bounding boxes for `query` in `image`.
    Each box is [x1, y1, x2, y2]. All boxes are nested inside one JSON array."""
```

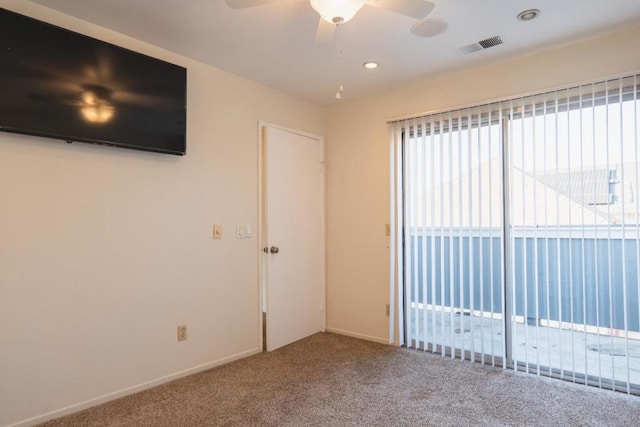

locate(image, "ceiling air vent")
[[458, 35, 503, 55], [478, 35, 503, 49]]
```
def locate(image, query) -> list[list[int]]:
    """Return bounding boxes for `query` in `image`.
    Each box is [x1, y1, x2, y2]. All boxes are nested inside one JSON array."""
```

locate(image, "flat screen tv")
[[0, 8, 187, 155]]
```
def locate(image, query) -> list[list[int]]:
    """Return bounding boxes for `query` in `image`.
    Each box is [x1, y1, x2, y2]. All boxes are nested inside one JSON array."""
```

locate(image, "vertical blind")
[[390, 72, 640, 393]]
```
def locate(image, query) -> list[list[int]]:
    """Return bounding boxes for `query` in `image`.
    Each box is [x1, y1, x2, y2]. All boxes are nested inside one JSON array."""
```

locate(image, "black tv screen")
[[0, 8, 187, 155]]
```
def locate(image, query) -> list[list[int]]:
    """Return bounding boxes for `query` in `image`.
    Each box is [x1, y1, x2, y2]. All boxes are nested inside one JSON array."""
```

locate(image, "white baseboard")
[[7, 347, 261, 427], [325, 328, 389, 345]]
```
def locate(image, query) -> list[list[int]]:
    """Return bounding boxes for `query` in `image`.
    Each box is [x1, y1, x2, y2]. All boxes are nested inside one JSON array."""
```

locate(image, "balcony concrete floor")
[[409, 308, 640, 391]]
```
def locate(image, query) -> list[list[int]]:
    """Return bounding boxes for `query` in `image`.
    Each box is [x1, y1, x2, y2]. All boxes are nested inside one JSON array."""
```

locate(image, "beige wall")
[[3, 2, 640, 425], [325, 26, 640, 344], [0, 2, 325, 425]]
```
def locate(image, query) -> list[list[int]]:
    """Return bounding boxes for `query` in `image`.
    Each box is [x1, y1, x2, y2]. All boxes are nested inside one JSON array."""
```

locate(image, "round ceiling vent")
[[411, 18, 448, 38]]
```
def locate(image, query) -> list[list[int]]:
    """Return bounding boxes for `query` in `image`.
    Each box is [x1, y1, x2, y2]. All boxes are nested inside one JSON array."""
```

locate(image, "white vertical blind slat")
[[395, 122, 405, 347], [579, 85, 588, 381], [619, 78, 630, 393], [564, 87, 575, 382], [403, 122, 412, 347], [439, 117, 446, 356], [478, 106, 486, 365], [458, 110, 466, 361], [605, 85, 615, 391], [591, 82, 603, 388], [499, 106, 507, 369], [421, 118, 428, 352], [532, 95, 541, 375], [554, 91, 565, 380], [412, 123, 419, 348], [448, 112, 456, 360], [520, 96, 530, 374], [509, 100, 518, 370], [468, 109, 475, 362], [543, 96, 552, 373], [430, 116, 437, 354], [489, 108, 496, 366]]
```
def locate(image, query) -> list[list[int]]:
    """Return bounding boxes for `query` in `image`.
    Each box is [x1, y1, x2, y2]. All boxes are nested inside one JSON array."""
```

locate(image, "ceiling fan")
[[226, 0, 435, 43]]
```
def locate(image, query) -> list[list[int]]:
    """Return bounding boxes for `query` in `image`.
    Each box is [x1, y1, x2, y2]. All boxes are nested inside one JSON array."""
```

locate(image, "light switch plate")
[[245, 224, 252, 238], [236, 224, 245, 239], [213, 224, 223, 239]]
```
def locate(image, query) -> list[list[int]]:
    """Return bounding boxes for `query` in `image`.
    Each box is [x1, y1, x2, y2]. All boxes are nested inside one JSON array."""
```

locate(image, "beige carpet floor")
[[41, 332, 640, 426]]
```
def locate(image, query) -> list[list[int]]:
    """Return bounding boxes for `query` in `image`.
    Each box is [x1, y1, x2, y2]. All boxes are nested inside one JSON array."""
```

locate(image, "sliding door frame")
[[501, 115, 514, 365], [391, 71, 640, 395]]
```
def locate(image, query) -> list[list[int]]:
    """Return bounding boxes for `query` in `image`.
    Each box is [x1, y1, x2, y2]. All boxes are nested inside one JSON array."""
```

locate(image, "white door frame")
[[257, 121, 326, 351]]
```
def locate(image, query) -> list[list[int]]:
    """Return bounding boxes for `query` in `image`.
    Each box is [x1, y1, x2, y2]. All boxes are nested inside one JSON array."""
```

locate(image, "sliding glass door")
[[507, 77, 640, 392], [393, 73, 640, 393]]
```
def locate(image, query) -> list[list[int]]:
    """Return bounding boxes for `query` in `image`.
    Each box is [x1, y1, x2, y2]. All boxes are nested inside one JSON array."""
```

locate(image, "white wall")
[[0, 2, 325, 426], [325, 26, 640, 344]]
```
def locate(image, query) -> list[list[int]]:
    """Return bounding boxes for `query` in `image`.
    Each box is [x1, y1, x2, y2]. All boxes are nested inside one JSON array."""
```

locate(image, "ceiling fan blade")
[[314, 18, 336, 44], [225, 0, 279, 9], [365, 0, 434, 19]]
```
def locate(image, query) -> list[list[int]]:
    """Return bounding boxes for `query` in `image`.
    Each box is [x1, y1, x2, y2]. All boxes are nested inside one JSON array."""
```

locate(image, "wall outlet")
[[386, 304, 390, 317], [177, 325, 187, 341]]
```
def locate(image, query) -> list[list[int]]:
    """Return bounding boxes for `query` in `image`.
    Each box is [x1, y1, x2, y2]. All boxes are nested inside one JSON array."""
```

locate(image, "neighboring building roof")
[[535, 167, 613, 206], [408, 159, 640, 228]]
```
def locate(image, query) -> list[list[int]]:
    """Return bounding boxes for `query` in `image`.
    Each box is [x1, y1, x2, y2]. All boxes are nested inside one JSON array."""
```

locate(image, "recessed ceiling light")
[[363, 61, 378, 70], [517, 9, 540, 21]]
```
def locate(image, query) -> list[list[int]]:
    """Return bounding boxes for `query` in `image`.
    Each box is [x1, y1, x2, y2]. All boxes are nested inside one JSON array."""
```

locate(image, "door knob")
[[270, 246, 279, 254]]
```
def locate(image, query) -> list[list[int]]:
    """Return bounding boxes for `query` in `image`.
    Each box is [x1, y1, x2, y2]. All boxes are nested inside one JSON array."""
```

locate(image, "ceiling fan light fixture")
[[310, 0, 366, 24], [80, 86, 115, 124]]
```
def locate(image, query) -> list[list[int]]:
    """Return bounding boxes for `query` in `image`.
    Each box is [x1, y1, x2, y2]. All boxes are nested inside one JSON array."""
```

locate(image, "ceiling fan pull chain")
[[335, 23, 344, 100]]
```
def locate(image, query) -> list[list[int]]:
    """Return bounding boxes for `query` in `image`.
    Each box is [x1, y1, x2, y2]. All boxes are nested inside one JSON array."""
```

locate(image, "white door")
[[263, 125, 325, 351]]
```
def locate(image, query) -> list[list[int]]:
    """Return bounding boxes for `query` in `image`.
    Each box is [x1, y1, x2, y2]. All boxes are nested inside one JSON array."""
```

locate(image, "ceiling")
[[28, 0, 640, 105]]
